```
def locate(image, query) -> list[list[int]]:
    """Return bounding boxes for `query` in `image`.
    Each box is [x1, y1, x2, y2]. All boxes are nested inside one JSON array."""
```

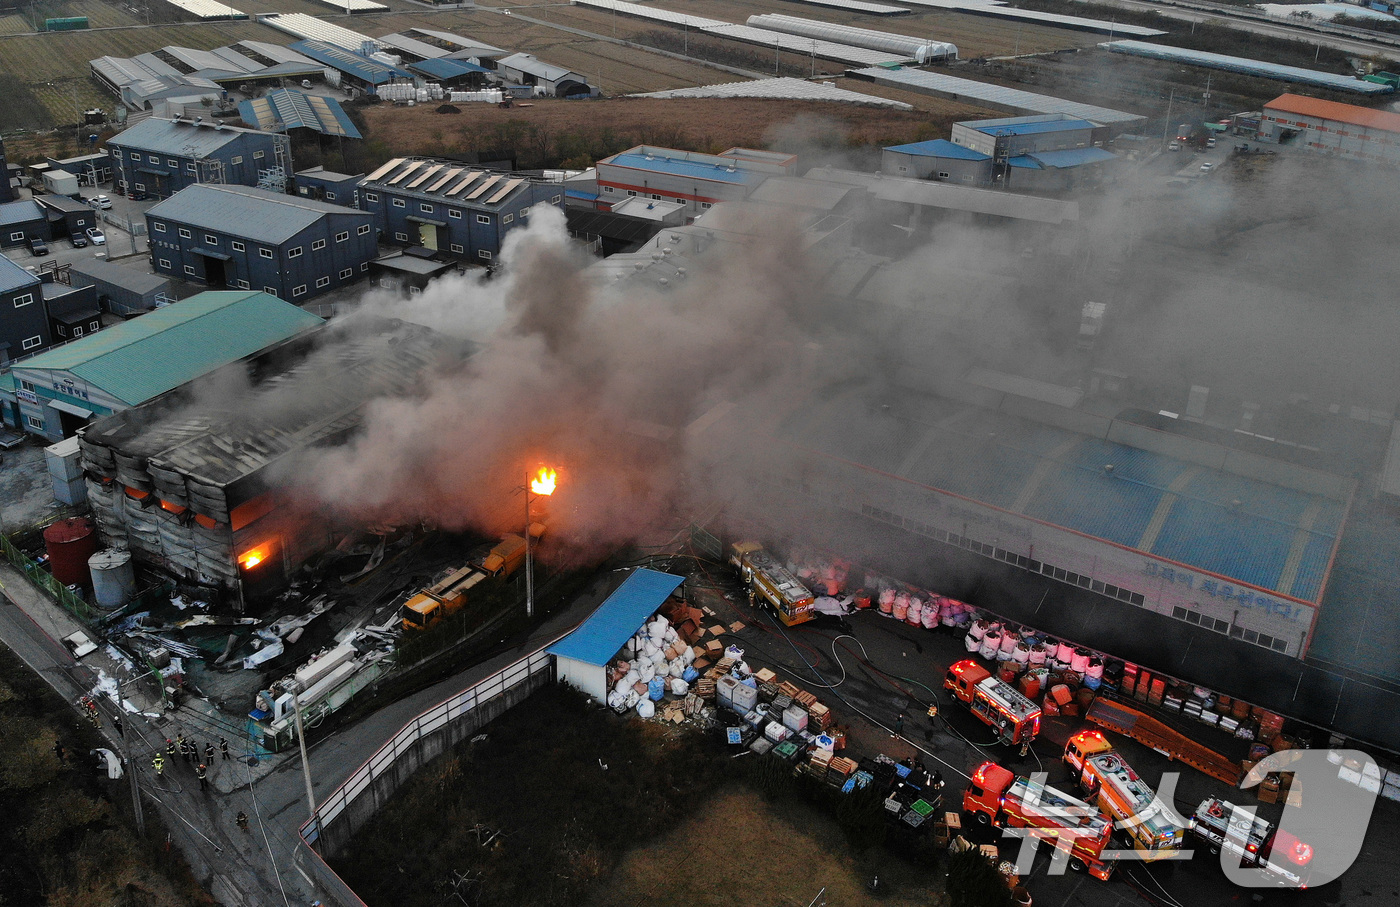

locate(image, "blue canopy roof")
[[408, 57, 491, 80], [884, 139, 990, 161], [1009, 147, 1118, 169], [547, 568, 685, 666]]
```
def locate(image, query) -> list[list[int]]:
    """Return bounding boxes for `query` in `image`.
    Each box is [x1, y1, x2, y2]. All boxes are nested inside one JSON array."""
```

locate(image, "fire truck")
[[730, 542, 816, 627], [1189, 796, 1314, 888], [1064, 730, 1186, 861], [964, 761, 1116, 880], [943, 660, 1041, 747]]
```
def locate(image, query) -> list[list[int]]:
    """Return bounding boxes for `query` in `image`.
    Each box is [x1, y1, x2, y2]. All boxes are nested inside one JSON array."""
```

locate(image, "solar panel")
[[426, 167, 462, 193], [406, 164, 443, 189], [387, 162, 423, 186], [445, 172, 483, 196], [365, 157, 405, 182], [464, 175, 501, 200], [486, 177, 525, 204]]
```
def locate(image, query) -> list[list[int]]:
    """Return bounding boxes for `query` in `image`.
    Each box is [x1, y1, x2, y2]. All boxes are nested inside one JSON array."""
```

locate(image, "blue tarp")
[[547, 568, 685, 666]]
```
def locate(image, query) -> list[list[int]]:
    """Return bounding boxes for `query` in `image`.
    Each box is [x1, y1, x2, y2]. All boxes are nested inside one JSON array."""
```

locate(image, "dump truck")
[[1085, 696, 1243, 786], [964, 761, 1116, 880], [481, 534, 529, 578], [944, 659, 1041, 747], [1188, 796, 1314, 888], [1064, 730, 1186, 861], [729, 541, 815, 627], [401, 564, 487, 631]]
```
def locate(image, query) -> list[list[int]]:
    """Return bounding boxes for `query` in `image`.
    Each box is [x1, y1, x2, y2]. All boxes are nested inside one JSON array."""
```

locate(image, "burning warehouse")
[[77, 317, 464, 599]]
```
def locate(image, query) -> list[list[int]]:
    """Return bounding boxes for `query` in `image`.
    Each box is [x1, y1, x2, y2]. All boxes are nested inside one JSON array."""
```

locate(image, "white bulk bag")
[[636, 699, 655, 719]]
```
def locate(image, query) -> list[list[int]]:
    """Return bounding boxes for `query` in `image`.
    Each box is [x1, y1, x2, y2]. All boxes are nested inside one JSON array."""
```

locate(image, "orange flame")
[[240, 550, 265, 569], [530, 468, 557, 496]]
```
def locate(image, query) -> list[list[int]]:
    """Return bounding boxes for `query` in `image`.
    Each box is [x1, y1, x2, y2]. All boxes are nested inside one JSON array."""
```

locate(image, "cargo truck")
[[943, 659, 1041, 747], [730, 541, 816, 627], [964, 761, 1116, 880], [1064, 730, 1186, 861], [401, 564, 487, 631], [1189, 796, 1314, 888], [481, 534, 528, 578]]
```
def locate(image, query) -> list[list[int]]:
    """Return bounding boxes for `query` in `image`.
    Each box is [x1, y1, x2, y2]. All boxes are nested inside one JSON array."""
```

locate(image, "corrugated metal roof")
[[635, 76, 911, 108], [896, 0, 1164, 36], [238, 89, 362, 138], [806, 167, 1078, 223], [407, 57, 492, 79], [1021, 147, 1117, 168], [748, 176, 862, 210], [13, 291, 322, 405], [885, 139, 990, 160], [1101, 41, 1392, 95], [68, 258, 171, 294], [497, 53, 581, 83], [605, 152, 763, 184], [547, 569, 685, 665], [849, 67, 1146, 125], [0, 199, 45, 227], [263, 12, 378, 51], [234, 41, 318, 66], [375, 32, 449, 60], [0, 252, 40, 294], [363, 157, 540, 208], [781, 0, 909, 14], [969, 117, 1096, 136], [146, 184, 364, 243], [1266, 92, 1400, 132], [107, 117, 260, 157], [288, 40, 412, 85], [404, 28, 506, 58]]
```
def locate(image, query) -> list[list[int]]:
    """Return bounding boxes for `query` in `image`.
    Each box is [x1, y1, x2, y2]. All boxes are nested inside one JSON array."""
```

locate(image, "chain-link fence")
[[0, 533, 97, 622]]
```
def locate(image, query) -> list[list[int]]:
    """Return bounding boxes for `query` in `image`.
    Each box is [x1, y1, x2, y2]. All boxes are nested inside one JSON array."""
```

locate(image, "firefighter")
[[53, 740, 66, 763], [165, 738, 176, 759], [205, 742, 215, 764], [220, 737, 231, 761], [235, 811, 249, 832], [196, 763, 208, 791], [927, 702, 939, 721], [152, 753, 165, 777], [112, 714, 123, 738], [892, 712, 905, 740], [177, 734, 189, 762]]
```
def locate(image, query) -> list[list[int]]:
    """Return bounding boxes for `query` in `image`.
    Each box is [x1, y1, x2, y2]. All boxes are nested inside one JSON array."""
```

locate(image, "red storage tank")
[[43, 517, 98, 587]]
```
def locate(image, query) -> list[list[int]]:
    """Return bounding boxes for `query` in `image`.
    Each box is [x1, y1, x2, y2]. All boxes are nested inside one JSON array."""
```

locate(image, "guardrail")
[[296, 645, 557, 905]]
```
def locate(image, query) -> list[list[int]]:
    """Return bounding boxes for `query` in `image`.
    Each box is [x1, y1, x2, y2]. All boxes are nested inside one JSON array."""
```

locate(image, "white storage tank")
[[89, 549, 135, 610]]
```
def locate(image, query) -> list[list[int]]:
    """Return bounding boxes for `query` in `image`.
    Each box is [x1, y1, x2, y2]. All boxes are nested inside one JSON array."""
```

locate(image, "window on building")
[[476, 214, 490, 224], [448, 209, 461, 219], [231, 240, 244, 252], [184, 265, 196, 275], [316, 276, 329, 288], [168, 158, 178, 168], [178, 228, 191, 239], [73, 326, 83, 337], [259, 248, 273, 259], [13, 293, 33, 308], [392, 199, 406, 208], [89, 321, 99, 332], [339, 268, 352, 279], [231, 155, 243, 165], [358, 225, 371, 236], [236, 279, 249, 289], [56, 326, 65, 337], [287, 246, 302, 258], [394, 232, 407, 241], [26, 416, 43, 430], [19, 380, 34, 392], [478, 250, 492, 260], [602, 186, 613, 193], [253, 151, 264, 160], [134, 183, 145, 192], [158, 258, 170, 269], [325, 191, 336, 200], [364, 192, 378, 202], [263, 286, 278, 296], [651, 194, 661, 200], [9, 232, 22, 241], [502, 214, 514, 224], [701, 203, 712, 209], [293, 285, 307, 297], [409, 286, 422, 295], [153, 222, 166, 233], [360, 262, 368, 272], [21, 336, 41, 351], [111, 149, 122, 158], [312, 239, 326, 251], [420, 203, 433, 213], [551, 194, 561, 203], [450, 243, 463, 253], [335, 231, 349, 242], [186, 163, 196, 173], [937, 171, 951, 179], [626, 190, 637, 197], [205, 234, 218, 245]]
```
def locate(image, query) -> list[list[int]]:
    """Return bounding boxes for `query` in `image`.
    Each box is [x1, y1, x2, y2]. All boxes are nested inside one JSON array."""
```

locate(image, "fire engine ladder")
[[1086, 698, 1243, 787]]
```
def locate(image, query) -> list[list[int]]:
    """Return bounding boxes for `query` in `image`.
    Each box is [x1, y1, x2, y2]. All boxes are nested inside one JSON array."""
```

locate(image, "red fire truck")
[[1189, 796, 1315, 888], [964, 761, 1116, 880], [944, 660, 1041, 747]]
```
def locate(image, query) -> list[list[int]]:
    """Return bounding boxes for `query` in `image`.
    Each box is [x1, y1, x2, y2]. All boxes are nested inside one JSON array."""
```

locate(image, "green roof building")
[[3, 290, 322, 441]]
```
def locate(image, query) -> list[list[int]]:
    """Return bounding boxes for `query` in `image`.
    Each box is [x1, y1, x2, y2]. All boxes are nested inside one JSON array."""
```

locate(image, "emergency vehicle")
[[730, 542, 816, 627], [943, 660, 1041, 746], [1064, 730, 1186, 860], [964, 761, 1116, 880], [1189, 796, 1314, 888]]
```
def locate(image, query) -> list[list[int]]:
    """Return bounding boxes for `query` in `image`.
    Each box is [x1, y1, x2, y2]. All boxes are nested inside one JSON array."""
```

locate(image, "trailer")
[[965, 761, 1116, 880], [1086, 697, 1242, 786], [1064, 730, 1186, 861], [944, 659, 1041, 747], [1189, 796, 1315, 888]]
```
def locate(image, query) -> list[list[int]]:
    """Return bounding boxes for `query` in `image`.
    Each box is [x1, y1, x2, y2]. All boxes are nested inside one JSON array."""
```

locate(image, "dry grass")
[[586, 787, 944, 907]]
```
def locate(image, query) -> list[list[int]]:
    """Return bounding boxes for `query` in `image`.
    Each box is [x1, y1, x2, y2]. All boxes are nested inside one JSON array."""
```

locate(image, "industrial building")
[[368, 250, 460, 295], [881, 117, 1118, 191], [286, 40, 415, 97], [68, 258, 174, 316], [294, 167, 364, 206], [45, 152, 113, 186], [358, 157, 563, 263], [595, 146, 796, 215], [0, 199, 48, 249], [76, 317, 458, 595], [494, 53, 595, 97], [951, 114, 1104, 157], [1258, 93, 1400, 163], [883, 139, 992, 183], [0, 253, 46, 367], [238, 89, 362, 140], [90, 43, 325, 110], [5, 290, 322, 440], [145, 184, 378, 301], [107, 117, 291, 200], [35, 195, 99, 238], [42, 282, 102, 344]]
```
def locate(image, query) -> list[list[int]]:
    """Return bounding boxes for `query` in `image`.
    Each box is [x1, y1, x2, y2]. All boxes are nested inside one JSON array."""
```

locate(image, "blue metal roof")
[[0, 199, 45, 227], [288, 40, 413, 85], [1023, 147, 1117, 168], [973, 118, 1097, 136], [147, 184, 366, 243], [547, 568, 685, 665], [1006, 155, 1042, 169], [407, 57, 491, 80], [607, 152, 762, 185], [0, 251, 40, 294], [884, 139, 990, 161], [238, 89, 362, 139]]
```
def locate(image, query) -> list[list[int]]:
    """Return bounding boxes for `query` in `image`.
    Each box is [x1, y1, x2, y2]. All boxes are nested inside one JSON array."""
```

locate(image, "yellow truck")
[[401, 564, 487, 631], [729, 541, 815, 627], [481, 534, 529, 578]]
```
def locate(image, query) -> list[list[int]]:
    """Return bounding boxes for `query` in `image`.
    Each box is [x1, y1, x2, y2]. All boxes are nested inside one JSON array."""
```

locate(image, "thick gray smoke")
[[291, 204, 822, 559]]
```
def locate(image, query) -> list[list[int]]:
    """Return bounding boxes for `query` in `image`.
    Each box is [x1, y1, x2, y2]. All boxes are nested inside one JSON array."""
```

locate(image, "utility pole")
[[524, 474, 534, 619], [1162, 88, 1176, 147], [290, 689, 318, 835]]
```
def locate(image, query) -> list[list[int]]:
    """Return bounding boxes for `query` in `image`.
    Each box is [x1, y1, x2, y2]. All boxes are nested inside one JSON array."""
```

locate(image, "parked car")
[[70, 232, 88, 248], [1200, 162, 1214, 172], [88, 194, 112, 209], [1168, 142, 1180, 152], [1206, 137, 1217, 148], [86, 227, 106, 245], [27, 236, 48, 256]]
